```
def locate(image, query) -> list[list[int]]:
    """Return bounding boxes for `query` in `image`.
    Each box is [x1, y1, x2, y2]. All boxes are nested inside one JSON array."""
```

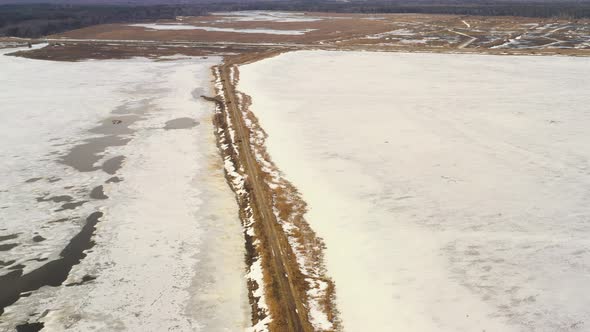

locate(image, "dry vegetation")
[[45, 12, 589, 50], [210, 57, 315, 331], [7, 41, 265, 61], [235, 82, 341, 331], [8, 12, 588, 62], [206, 47, 342, 331]]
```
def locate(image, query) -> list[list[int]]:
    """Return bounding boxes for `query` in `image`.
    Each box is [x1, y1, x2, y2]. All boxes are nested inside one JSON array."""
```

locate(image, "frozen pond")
[[131, 23, 315, 35], [239, 51, 590, 331], [0, 48, 249, 330], [211, 11, 323, 23]]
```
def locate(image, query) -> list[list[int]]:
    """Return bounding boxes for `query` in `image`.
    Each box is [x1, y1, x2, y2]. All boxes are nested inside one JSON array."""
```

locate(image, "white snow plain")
[[239, 50, 590, 332], [0, 48, 249, 330], [131, 23, 315, 35], [211, 11, 323, 23]]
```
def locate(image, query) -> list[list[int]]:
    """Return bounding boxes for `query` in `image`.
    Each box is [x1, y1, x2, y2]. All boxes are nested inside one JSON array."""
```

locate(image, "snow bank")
[[239, 50, 590, 331]]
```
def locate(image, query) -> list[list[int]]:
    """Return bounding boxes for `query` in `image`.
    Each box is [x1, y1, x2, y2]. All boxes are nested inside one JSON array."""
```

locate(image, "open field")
[[2, 10, 590, 332], [48, 11, 590, 50], [238, 50, 590, 331], [5, 11, 589, 61]]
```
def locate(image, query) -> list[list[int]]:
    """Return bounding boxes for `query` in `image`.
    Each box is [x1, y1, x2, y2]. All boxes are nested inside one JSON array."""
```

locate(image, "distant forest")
[[2, 1, 590, 38], [0, 4, 208, 37]]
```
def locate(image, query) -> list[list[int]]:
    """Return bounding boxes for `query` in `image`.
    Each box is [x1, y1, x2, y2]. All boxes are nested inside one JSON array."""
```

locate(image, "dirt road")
[[448, 29, 477, 49], [216, 60, 314, 332]]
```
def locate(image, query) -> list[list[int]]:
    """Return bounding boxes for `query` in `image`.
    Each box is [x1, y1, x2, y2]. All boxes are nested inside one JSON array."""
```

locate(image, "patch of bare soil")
[[7, 42, 262, 61]]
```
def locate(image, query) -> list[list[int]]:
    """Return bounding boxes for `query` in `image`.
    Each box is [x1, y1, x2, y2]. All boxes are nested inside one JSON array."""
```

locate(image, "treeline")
[[2, 1, 590, 38], [292, 1, 590, 19], [206, 1, 590, 19], [0, 4, 208, 38]]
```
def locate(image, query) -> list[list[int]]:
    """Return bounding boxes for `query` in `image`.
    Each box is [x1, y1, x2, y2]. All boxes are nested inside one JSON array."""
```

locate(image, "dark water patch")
[[0, 243, 19, 251], [47, 177, 61, 183], [90, 185, 108, 200], [55, 201, 87, 212], [16, 322, 44, 332], [89, 115, 140, 136], [60, 136, 131, 172], [9, 264, 25, 270], [60, 107, 141, 173], [36, 195, 73, 203], [102, 155, 125, 175], [105, 176, 122, 183], [0, 269, 21, 282], [0, 260, 16, 267], [63, 186, 75, 190], [0, 212, 103, 315], [25, 178, 42, 183], [65, 274, 96, 287], [32, 235, 46, 243], [164, 117, 199, 130], [0, 234, 18, 242], [48, 218, 69, 224]]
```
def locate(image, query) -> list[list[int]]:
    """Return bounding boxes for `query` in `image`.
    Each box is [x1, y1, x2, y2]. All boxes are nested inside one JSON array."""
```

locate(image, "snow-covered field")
[[0, 47, 249, 330], [239, 51, 590, 331]]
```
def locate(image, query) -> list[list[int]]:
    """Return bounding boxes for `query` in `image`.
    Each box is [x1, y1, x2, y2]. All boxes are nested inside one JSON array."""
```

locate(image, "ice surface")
[[0, 47, 151, 275], [212, 11, 323, 23], [131, 23, 315, 35], [0, 48, 249, 330], [130, 23, 200, 30], [239, 50, 590, 332]]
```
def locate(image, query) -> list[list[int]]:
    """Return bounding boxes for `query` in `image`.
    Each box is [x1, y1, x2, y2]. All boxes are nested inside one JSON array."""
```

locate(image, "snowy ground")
[[0, 47, 249, 330], [239, 51, 590, 331]]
